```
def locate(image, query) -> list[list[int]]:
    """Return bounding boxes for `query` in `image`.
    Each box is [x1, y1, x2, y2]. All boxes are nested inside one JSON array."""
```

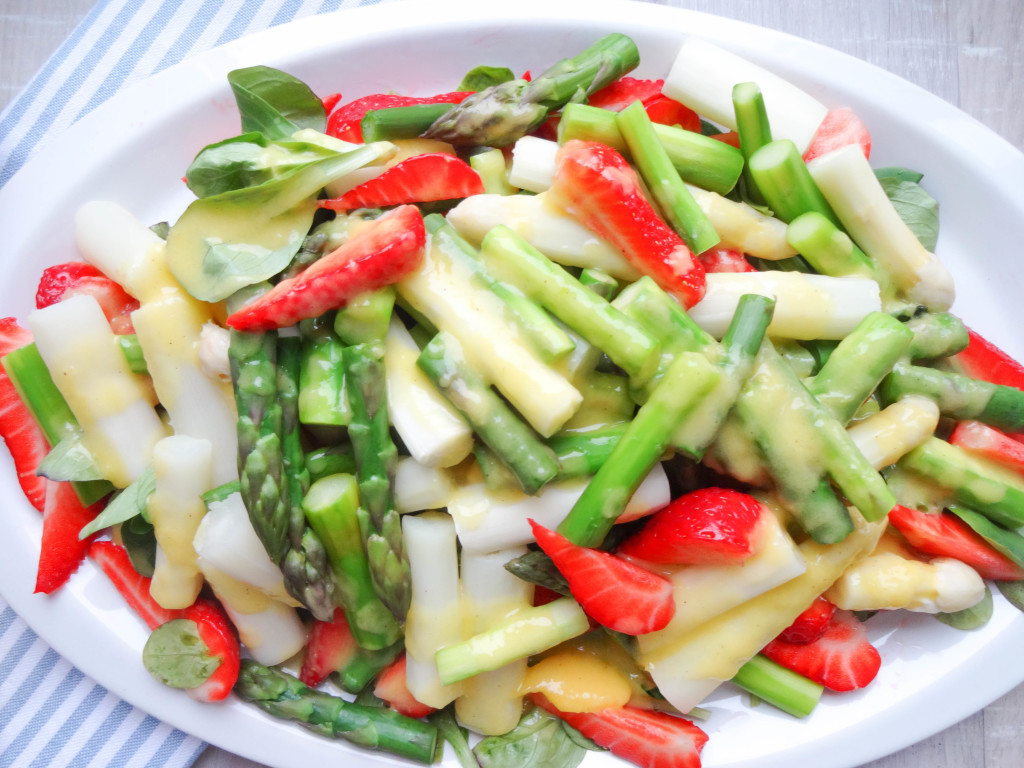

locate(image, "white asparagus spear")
[[807, 144, 955, 311], [28, 294, 166, 488], [687, 271, 881, 340], [455, 547, 534, 736], [148, 435, 213, 610], [450, 464, 670, 555], [403, 511, 463, 708], [662, 37, 828, 153], [384, 318, 473, 468], [193, 491, 306, 666]]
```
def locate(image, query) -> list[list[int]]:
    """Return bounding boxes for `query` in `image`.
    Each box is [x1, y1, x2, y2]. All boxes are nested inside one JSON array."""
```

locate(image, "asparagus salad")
[[3, 30, 1024, 768]]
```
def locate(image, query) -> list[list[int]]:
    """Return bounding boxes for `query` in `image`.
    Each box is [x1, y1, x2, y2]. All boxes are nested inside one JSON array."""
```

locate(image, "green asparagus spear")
[[731, 654, 823, 718], [423, 34, 639, 147], [417, 332, 560, 494], [425, 214, 575, 363], [881, 362, 1024, 432], [343, 343, 410, 619], [235, 660, 438, 764], [904, 312, 969, 361], [556, 102, 744, 195], [230, 322, 289, 564], [304, 473, 402, 650], [298, 314, 350, 426], [277, 336, 338, 620], [558, 351, 721, 547], [2, 343, 113, 505], [361, 103, 457, 142], [806, 311, 913, 424], [616, 100, 720, 254], [731, 82, 772, 205], [479, 225, 659, 383], [899, 438, 1024, 529]]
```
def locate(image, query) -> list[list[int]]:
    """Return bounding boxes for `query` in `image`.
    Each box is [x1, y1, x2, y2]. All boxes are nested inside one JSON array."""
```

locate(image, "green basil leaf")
[[428, 708, 477, 768], [228, 65, 326, 140], [878, 175, 939, 251], [936, 584, 993, 630], [458, 65, 516, 91], [166, 142, 391, 302], [79, 465, 156, 540], [37, 432, 105, 482], [998, 580, 1024, 612], [474, 705, 586, 768], [874, 166, 924, 184], [143, 619, 220, 689], [185, 133, 341, 198], [121, 515, 157, 578]]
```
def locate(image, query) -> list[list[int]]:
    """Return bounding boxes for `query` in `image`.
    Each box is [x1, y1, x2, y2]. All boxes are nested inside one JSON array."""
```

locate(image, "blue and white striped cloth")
[[0, 2, 396, 766]]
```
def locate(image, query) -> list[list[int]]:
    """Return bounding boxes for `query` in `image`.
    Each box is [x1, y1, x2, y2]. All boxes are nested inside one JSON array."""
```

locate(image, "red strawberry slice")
[[300, 607, 359, 687], [181, 597, 241, 702], [531, 693, 708, 768], [319, 153, 483, 211], [587, 77, 666, 112], [327, 92, 473, 143], [549, 139, 705, 308], [710, 130, 741, 149], [529, 519, 674, 636], [617, 487, 767, 566], [951, 328, 1024, 392], [36, 261, 139, 334], [0, 317, 47, 512], [89, 539, 240, 700], [34, 479, 104, 594], [88, 540, 186, 630], [321, 92, 342, 114], [226, 205, 425, 332], [950, 420, 1024, 476], [888, 503, 1024, 582], [374, 653, 437, 719], [802, 107, 872, 163], [778, 595, 837, 644], [698, 247, 756, 274], [762, 609, 881, 692], [643, 97, 701, 133]]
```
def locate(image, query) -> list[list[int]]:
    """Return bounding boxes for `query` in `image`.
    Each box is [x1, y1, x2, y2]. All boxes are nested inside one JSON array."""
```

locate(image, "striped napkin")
[[0, 1, 397, 766]]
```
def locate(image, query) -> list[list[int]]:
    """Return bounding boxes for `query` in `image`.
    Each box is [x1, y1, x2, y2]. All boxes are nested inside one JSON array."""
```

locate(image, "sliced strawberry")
[[617, 487, 767, 566], [89, 539, 240, 700], [888, 504, 1024, 582], [549, 140, 705, 308], [88, 540, 186, 630], [226, 205, 425, 332], [802, 108, 871, 164], [35, 261, 139, 334], [531, 693, 708, 768], [319, 153, 483, 211], [762, 609, 881, 692], [778, 595, 837, 644], [181, 597, 241, 702], [950, 328, 1024, 392], [698, 246, 757, 274], [34, 479, 104, 594], [374, 653, 437, 719], [529, 519, 674, 636], [321, 92, 342, 114], [327, 91, 472, 142], [587, 77, 665, 112], [710, 130, 741, 149], [643, 96, 701, 133], [0, 317, 47, 511], [300, 607, 359, 687], [950, 420, 1024, 476]]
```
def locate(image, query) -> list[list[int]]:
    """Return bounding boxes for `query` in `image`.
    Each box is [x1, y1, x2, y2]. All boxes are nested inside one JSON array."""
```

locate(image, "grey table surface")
[[1, 1, 1022, 767]]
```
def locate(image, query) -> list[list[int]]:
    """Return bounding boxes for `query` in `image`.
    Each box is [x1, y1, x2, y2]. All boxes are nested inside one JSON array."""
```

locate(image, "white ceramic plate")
[[2, 2, 1024, 767]]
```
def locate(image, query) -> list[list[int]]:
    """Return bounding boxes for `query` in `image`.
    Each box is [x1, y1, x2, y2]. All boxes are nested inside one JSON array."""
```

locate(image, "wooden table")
[[2, 1, 1021, 767]]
